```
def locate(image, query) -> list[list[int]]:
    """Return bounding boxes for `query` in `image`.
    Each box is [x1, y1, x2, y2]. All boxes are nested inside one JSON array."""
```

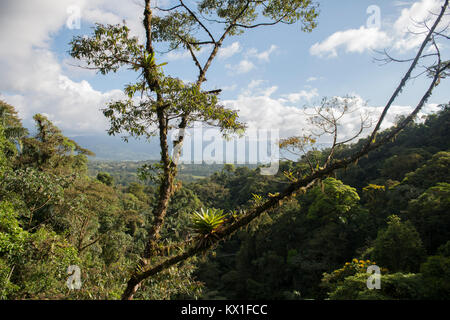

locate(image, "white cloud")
[[282, 88, 319, 103], [0, 0, 141, 134], [224, 44, 278, 75], [392, 0, 447, 52], [247, 80, 266, 90], [222, 82, 317, 137], [223, 84, 440, 143], [310, 26, 392, 58], [165, 45, 212, 61], [223, 91, 307, 137], [221, 84, 237, 92], [246, 45, 278, 62], [218, 42, 241, 59], [392, 1, 414, 7], [165, 50, 192, 61], [0, 47, 124, 134], [310, 0, 448, 58], [225, 60, 256, 74]]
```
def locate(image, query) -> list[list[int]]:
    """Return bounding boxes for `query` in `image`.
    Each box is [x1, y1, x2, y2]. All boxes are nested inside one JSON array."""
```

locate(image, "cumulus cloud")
[[246, 45, 278, 62], [218, 42, 242, 59], [165, 45, 212, 61], [165, 50, 192, 61], [306, 76, 321, 82], [393, 1, 414, 6], [224, 44, 278, 75], [221, 84, 238, 92], [0, 48, 124, 134], [223, 90, 307, 138], [225, 60, 256, 74], [392, 0, 448, 52], [0, 0, 142, 134], [221, 82, 440, 145], [281, 88, 319, 103], [310, 0, 448, 58], [310, 26, 392, 58], [247, 80, 266, 90]]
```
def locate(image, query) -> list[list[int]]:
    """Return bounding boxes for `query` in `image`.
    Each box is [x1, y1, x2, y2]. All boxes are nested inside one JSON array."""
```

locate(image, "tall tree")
[[0, 100, 28, 158], [372, 215, 426, 273], [69, 0, 449, 299], [71, 0, 319, 299], [18, 114, 94, 174]]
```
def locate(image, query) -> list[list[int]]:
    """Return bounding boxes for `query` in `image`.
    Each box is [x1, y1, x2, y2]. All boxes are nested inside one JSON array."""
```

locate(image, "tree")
[[372, 215, 426, 273], [420, 242, 450, 300], [0, 122, 11, 174], [406, 182, 450, 254], [1, 114, 96, 231], [18, 114, 94, 174], [70, 0, 319, 299], [0, 100, 28, 158], [69, 0, 449, 299], [323, 270, 423, 300], [97, 172, 114, 186], [403, 151, 450, 189], [0, 201, 81, 299], [213, 178, 369, 299], [380, 152, 426, 181], [306, 178, 360, 222]]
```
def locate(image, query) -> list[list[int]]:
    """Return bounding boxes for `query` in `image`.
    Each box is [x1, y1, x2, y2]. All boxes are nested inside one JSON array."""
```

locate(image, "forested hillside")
[[87, 161, 257, 185], [193, 105, 450, 300], [1, 0, 449, 303], [1, 99, 449, 299]]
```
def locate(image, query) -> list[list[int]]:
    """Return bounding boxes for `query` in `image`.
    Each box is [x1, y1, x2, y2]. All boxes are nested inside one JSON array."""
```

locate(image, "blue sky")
[[0, 0, 448, 147]]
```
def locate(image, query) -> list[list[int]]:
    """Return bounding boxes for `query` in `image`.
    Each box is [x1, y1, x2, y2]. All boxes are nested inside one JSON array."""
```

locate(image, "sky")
[[0, 0, 449, 157]]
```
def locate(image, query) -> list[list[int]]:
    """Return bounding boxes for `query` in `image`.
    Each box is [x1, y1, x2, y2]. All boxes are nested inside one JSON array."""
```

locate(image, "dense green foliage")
[[0, 101, 449, 299], [193, 105, 450, 300], [87, 161, 257, 185], [0, 102, 203, 299]]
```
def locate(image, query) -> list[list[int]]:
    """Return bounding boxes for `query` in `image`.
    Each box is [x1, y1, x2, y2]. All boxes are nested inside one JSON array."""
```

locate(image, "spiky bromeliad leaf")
[[191, 208, 228, 236]]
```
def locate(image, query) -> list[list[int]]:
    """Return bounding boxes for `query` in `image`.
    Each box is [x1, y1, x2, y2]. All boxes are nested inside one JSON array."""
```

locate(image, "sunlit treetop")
[[152, 0, 319, 50]]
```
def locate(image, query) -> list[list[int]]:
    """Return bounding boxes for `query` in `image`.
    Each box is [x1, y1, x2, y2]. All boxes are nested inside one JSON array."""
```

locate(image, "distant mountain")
[[70, 134, 162, 161], [71, 133, 285, 163]]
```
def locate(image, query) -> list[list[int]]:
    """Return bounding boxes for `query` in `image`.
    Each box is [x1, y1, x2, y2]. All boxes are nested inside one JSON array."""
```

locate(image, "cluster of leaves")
[[0, 101, 28, 159], [103, 77, 245, 141], [69, 24, 145, 75], [192, 208, 228, 235], [320, 258, 386, 299], [152, 0, 319, 51], [18, 114, 94, 174]]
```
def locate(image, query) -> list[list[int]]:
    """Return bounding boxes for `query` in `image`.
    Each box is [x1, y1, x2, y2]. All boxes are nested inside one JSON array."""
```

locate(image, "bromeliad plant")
[[192, 208, 228, 235], [191, 208, 228, 248]]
